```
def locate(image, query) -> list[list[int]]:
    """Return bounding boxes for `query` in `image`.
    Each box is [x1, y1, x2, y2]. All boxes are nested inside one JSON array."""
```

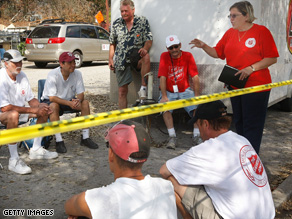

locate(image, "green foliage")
[[17, 42, 26, 56]]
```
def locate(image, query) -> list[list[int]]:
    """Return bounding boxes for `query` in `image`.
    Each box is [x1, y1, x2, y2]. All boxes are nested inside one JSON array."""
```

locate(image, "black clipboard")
[[218, 65, 248, 88]]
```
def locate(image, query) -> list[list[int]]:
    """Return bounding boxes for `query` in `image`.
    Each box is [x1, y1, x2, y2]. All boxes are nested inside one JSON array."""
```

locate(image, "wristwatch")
[[250, 65, 255, 72]]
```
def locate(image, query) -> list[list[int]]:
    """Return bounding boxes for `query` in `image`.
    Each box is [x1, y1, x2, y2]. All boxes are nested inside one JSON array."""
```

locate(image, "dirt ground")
[[0, 62, 291, 218], [0, 93, 291, 218]]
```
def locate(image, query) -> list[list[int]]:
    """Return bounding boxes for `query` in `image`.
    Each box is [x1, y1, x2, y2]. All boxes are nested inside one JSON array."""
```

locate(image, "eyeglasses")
[[167, 44, 180, 50], [228, 14, 242, 19]]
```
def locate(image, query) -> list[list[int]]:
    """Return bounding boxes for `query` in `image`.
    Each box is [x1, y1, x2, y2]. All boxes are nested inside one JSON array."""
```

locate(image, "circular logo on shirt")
[[21, 88, 26, 96], [245, 38, 256, 48], [240, 145, 267, 187]]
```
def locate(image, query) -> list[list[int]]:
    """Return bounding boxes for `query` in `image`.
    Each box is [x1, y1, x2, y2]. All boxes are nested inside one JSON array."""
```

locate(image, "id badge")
[[173, 85, 178, 93]]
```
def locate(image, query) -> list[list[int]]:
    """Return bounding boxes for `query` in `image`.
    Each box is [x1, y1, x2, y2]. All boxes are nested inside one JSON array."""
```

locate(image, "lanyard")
[[169, 53, 179, 85]]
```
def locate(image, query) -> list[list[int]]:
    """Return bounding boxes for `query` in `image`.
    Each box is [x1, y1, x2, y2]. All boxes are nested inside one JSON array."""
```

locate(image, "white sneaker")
[[8, 158, 32, 175], [29, 147, 58, 160], [166, 137, 177, 150], [138, 89, 147, 100]]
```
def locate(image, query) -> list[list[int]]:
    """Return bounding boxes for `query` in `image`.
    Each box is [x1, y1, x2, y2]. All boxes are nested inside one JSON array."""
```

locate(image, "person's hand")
[[70, 99, 82, 110], [37, 105, 52, 116], [189, 39, 206, 49], [235, 66, 253, 80], [138, 48, 148, 57], [160, 96, 169, 103], [109, 59, 115, 71]]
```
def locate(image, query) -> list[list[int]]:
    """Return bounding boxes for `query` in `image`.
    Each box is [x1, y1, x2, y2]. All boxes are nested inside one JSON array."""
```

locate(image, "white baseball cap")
[[3, 49, 25, 62], [166, 35, 180, 48]]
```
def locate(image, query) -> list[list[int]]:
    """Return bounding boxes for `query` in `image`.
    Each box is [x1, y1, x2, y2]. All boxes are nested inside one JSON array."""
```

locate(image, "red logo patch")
[[240, 145, 267, 187], [170, 37, 174, 41], [21, 89, 26, 96]]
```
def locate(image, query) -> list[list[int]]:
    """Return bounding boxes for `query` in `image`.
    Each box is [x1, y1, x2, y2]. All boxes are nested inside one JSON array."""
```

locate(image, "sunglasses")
[[167, 44, 180, 50], [228, 14, 242, 19]]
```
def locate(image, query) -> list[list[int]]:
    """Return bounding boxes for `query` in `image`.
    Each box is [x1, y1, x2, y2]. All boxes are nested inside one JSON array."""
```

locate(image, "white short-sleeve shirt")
[[85, 175, 177, 219], [41, 67, 85, 101], [166, 131, 275, 219], [0, 68, 34, 109]]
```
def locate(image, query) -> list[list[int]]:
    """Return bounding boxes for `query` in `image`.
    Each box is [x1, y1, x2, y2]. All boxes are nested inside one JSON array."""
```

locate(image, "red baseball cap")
[[105, 120, 150, 163], [59, 52, 78, 62]]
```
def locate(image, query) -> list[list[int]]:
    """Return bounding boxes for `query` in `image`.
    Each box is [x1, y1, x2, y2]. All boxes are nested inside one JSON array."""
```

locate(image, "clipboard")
[[218, 65, 248, 88]]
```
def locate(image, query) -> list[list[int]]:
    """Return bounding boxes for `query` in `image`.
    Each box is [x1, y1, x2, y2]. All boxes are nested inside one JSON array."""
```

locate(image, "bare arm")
[[65, 191, 92, 219], [192, 75, 200, 97], [189, 39, 218, 58], [159, 163, 173, 179], [159, 76, 169, 103], [139, 40, 153, 57], [235, 57, 278, 80], [109, 44, 115, 71], [1, 98, 51, 117]]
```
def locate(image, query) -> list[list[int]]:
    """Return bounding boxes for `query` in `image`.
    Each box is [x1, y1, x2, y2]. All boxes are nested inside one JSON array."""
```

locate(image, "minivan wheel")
[[73, 51, 83, 68], [34, 62, 48, 68]]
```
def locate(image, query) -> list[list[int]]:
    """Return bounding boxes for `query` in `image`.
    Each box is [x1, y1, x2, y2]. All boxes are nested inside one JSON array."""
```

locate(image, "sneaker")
[[80, 137, 99, 149], [29, 147, 58, 160], [192, 135, 203, 146], [56, 141, 67, 153], [8, 158, 32, 174], [138, 89, 147, 100], [166, 137, 177, 150]]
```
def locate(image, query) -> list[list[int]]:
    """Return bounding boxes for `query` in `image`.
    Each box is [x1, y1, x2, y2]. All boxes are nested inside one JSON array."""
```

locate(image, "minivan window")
[[66, 26, 80, 38], [81, 26, 97, 39], [97, 28, 109, 40], [29, 26, 61, 38]]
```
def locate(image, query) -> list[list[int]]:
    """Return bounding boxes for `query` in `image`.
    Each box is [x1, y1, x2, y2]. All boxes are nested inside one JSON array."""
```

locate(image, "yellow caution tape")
[[0, 80, 292, 145]]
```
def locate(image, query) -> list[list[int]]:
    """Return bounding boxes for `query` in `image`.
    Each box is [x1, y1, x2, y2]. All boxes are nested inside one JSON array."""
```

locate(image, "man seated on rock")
[[0, 49, 58, 175], [65, 120, 177, 218], [160, 100, 275, 219], [41, 52, 98, 153]]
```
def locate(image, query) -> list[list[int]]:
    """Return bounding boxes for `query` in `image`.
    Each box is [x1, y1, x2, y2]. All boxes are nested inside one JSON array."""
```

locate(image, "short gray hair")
[[120, 0, 135, 9]]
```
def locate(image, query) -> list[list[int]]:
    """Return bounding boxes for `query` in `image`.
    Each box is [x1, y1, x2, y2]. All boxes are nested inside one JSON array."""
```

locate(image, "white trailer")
[[110, 0, 292, 111]]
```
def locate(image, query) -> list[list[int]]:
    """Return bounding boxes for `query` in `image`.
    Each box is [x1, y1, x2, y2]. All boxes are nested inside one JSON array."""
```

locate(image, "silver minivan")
[[25, 18, 110, 68]]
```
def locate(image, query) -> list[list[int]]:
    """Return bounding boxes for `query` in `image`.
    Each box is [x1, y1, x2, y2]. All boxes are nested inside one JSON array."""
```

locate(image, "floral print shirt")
[[109, 15, 153, 71]]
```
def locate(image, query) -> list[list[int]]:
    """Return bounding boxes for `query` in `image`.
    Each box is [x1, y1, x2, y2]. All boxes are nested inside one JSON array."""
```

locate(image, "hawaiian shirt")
[[109, 15, 153, 71]]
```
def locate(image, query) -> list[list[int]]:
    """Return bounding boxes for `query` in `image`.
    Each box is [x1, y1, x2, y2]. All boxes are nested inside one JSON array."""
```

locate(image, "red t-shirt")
[[158, 51, 198, 93], [214, 24, 279, 88]]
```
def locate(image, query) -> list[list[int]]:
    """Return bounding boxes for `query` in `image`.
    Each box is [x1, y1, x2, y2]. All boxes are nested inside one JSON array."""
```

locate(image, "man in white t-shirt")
[[65, 120, 177, 219], [0, 49, 58, 175], [41, 52, 98, 153], [160, 100, 275, 219]]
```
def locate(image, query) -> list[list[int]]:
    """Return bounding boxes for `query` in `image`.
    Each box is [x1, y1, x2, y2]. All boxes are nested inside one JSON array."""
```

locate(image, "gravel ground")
[[0, 61, 291, 218]]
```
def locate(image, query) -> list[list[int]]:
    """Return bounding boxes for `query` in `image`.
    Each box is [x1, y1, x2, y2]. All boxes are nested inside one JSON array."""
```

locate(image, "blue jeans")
[[158, 87, 197, 116], [230, 90, 270, 154]]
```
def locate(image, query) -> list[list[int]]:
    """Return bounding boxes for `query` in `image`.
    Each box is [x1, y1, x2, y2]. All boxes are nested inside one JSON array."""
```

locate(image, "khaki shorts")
[[115, 65, 134, 87], [182, 185, 223, 219]]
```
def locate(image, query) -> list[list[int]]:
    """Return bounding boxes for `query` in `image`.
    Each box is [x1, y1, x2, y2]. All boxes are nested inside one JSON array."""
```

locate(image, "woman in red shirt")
[[189, 1, 279, 153]]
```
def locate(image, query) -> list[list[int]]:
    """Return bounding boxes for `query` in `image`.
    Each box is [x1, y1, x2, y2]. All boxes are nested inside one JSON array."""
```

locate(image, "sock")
[[82, 129, 89, 139], [8, 144, 19, 160], [55, 133, 63, 142], [140, 86, 147, 91], [193, 128, 200, 137], [168, 128, 176, 137], [31, 137, 42, 151]]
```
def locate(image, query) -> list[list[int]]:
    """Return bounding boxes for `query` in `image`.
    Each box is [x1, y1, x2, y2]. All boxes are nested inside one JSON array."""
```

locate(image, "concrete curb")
[[273, 173, 292, 209]]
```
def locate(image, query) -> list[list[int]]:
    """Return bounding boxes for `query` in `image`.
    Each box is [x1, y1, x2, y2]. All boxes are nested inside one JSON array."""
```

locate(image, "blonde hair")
[[120, 0, 135, 9], [230, 1, 256, 23]]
